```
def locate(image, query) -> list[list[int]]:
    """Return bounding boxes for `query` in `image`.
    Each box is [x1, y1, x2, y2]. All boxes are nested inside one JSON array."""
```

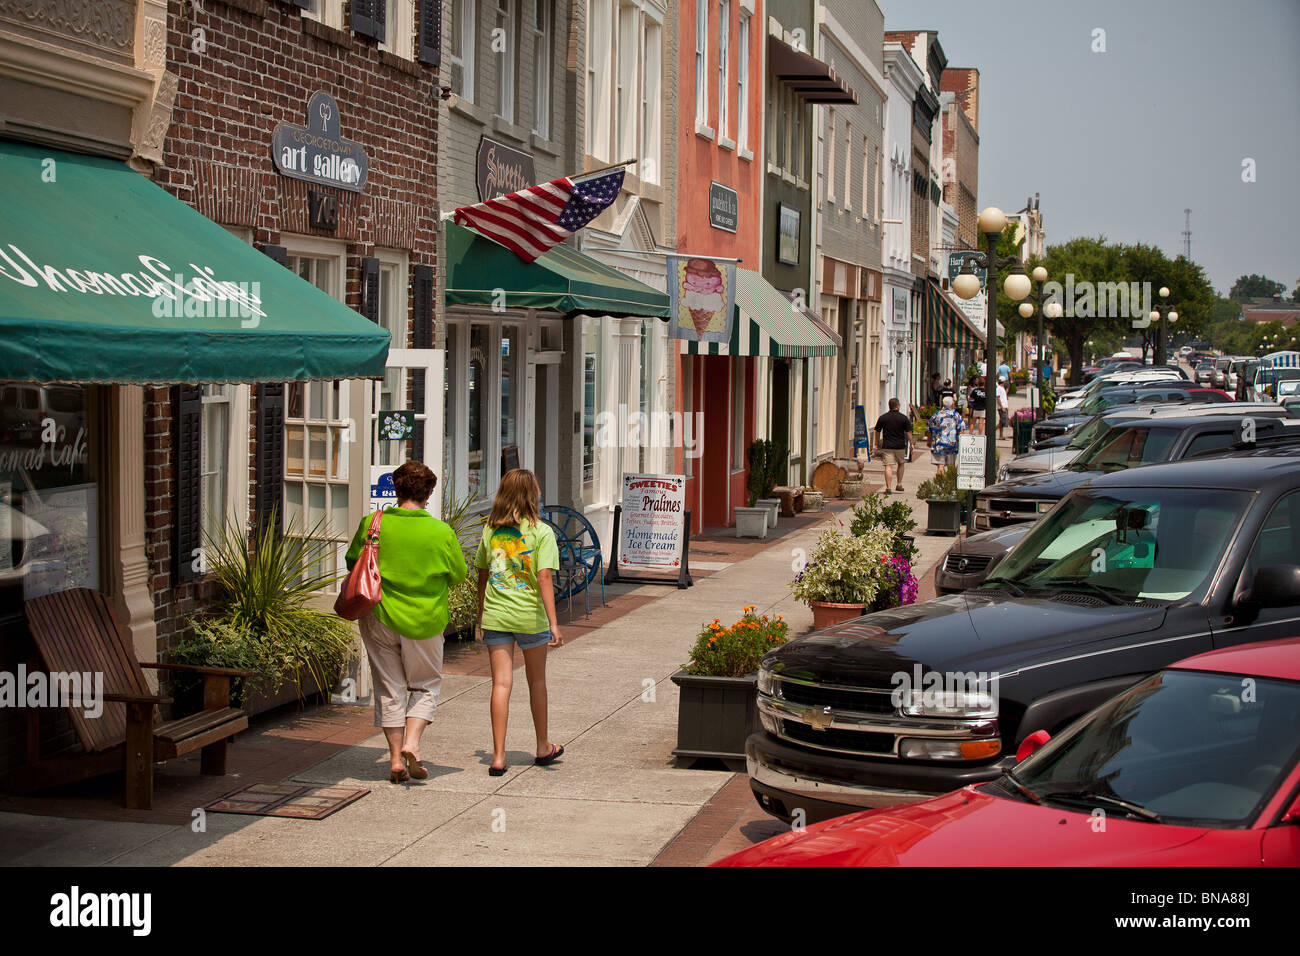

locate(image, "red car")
[[715, 639, 1300, 866]]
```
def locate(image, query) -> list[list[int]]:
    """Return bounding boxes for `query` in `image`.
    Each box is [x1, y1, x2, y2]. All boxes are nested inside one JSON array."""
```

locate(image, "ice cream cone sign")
[[681, 258, 726, 337]]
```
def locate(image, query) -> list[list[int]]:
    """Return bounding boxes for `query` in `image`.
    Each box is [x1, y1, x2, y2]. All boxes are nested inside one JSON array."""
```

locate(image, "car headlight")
[[997, 465, 1009, 482], [757, 664, 775, 696], [1036, 501, 1053, 514], [900, 689, 999, 719], [899, 738, 1001, 760]]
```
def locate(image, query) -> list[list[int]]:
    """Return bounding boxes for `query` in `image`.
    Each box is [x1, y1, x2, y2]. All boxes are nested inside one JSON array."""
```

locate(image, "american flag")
[[452, 169, 626, 263]]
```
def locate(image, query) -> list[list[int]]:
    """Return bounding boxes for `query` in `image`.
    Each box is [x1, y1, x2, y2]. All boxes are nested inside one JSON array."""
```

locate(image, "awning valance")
[[0, 140, 390, 384], [768, 35, 858, 104], [924, 279, 987, 351], [678, 268, 839, 358], [444, 221, 669, 319]]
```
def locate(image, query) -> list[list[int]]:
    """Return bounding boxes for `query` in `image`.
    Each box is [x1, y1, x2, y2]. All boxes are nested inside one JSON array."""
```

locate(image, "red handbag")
[[334, 510, 384, 621]]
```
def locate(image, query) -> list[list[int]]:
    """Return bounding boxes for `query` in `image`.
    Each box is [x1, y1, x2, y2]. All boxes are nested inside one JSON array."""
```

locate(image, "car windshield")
[[1066, 415, 1113, 450], [1006, 670, 1300, 828], [992, 487, 1251, 602], [1280, 380, 1300, 397], [1072, 426, 1179, 471]]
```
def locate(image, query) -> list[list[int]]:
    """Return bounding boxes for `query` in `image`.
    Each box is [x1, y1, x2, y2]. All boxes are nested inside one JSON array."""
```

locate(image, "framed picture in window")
[[777, 205, 800, 265]]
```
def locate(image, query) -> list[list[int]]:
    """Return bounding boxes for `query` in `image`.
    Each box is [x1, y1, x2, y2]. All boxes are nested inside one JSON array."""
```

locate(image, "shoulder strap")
[[366, 509, 384, 540]]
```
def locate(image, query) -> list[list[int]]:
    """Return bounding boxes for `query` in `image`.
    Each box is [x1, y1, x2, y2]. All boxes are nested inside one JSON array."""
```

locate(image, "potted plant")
[[790, 525, 893, 629], [802, 485, 824, 512], [173, 510, 356, 716], [849, 492, 919, 563], [441, 482, 486, 640], [672, 607, 790, 770], [916, 464, 962, 536], [867, 554, 920, 613], [747, 438, 786, 527]]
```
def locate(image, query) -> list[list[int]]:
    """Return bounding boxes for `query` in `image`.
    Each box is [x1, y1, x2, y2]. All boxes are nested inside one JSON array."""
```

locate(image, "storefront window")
[[0, 384, 97, 603], [501, 326, 519, 453], [468, 324, 490, 499], [582, 318, 602, 506]]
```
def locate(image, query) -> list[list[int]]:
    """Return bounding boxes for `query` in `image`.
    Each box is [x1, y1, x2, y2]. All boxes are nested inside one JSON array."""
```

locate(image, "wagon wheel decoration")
[[541, 504, 603, 601]]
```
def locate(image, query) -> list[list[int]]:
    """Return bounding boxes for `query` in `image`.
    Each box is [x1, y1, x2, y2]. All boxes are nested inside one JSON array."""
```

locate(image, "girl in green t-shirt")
[[475, 468, 565, 776]]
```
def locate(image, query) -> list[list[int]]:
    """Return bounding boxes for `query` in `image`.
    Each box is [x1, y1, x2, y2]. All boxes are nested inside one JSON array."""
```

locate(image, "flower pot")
[[240, 663, 342, 717], [803, 491, 824, 512], [734, 505, 770, 539], [756, 497, 781, 528], [809, 600, 867, 630], [925, 498, 962, 536], [839, 478, 863, 499], [670, 670, 757, 772]]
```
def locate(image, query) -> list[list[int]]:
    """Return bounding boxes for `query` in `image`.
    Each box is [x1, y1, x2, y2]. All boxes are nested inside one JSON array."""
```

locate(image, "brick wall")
[[146, 0, 441, 654]]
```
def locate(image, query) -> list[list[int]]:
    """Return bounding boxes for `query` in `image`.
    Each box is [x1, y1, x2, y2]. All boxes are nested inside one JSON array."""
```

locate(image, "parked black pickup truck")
[[748, 451, 1300, 823], [974, 410, 1298, 531]]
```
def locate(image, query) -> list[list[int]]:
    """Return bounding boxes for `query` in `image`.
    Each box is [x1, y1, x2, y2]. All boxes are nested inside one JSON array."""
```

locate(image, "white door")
[[365, 347, 445, 517]]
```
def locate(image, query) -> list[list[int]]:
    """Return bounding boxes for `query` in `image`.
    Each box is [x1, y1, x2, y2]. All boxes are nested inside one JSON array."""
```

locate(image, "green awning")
[[925, 278, 987, 351], [678, 267, 839, 357], [444, 221, 669, 318], [0, 140, 390, 384]]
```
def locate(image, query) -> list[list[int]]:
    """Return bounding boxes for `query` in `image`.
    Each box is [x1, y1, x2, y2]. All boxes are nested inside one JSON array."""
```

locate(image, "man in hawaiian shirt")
[[927, 395, 966, 475]]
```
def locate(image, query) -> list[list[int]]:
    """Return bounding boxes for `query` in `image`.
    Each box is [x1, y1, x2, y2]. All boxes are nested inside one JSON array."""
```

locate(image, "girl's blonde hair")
[[487, 468, 542, 529]]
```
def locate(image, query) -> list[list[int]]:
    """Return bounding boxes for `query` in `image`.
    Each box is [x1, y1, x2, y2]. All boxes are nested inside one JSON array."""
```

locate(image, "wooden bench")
[[771, 486, 804, 518], [2, 588, 251, 810]]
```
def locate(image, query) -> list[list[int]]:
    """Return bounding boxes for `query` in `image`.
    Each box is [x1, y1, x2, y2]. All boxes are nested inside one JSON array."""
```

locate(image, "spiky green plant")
[[440, 480, 487, 637]]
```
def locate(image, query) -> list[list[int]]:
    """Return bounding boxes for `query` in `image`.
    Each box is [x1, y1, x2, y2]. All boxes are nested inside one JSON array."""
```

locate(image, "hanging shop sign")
[[709, 182, 739, 232], [476, 136, 536, 201], [605, 474, 693, 589], [272, 91, 369, 193], [377, 410, 415, 440], [777, 204, 801, 265], [667, 255, 737, 343]]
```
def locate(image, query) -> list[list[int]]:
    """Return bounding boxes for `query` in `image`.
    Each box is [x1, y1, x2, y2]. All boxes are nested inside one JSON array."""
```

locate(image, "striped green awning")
[[924, 278, 985, 351], [677, 268, 839, 358]]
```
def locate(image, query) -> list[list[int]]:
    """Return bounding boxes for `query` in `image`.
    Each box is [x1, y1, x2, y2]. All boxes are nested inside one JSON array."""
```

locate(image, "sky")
[[885, 0, 1300, 297]]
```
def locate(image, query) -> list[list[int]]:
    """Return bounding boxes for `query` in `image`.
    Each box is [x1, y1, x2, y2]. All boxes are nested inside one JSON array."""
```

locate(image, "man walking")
[[873, 398, 911, 494], [996, 375, 1010, 441]]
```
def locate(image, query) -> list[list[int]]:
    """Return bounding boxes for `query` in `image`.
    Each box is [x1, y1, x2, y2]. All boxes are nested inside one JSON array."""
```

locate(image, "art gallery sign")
[[272, 91, 369, 193]]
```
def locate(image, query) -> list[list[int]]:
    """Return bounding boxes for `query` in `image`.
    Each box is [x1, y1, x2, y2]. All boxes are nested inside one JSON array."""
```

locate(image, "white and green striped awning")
[[678, 267, 840, 358]]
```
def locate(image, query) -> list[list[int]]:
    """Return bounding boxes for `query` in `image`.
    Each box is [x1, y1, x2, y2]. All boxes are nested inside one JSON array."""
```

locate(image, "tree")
[[1038, 237, 1130, 385], [1228, 274, 1286, 302]]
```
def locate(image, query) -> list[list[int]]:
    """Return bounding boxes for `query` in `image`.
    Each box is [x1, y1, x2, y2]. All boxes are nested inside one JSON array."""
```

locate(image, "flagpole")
[[569, 158, 638, 182]]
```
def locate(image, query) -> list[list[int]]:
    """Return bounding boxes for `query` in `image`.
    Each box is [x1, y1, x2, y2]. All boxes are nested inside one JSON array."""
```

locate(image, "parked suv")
[[975, 410, 1300, 531], [748, 451, 1300, 822]]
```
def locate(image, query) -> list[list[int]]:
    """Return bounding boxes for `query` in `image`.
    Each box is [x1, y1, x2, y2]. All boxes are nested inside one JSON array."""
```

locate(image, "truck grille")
[[775, 679, 896, 715], [781, 723, 895, 754]]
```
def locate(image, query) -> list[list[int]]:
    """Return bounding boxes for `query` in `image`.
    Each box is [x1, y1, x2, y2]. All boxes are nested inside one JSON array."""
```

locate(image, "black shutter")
[[418, 0, 442, 66], [412, 264, 434, 348], [362, 256, 381, 323], [260, 244, 288, 266], [172, 385, 203, 583], [352, 0, 383, 40], [412, 368, 426, 461], [275, 0, 313, 8], [255, 384, 285, 535]]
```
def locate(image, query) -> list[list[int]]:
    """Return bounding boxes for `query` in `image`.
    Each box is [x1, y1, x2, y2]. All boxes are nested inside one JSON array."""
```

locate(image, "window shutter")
[[275, 0, 312, 8], [259, 244, 288, 266], [255, 384, 285, 535], [412, 264, 434, 348], [172, 385, 203, 583], [418, 0, 442, 66], [412, 368, 426, 461], [362, 256, 381, 323], [352, 0, 384, 40]]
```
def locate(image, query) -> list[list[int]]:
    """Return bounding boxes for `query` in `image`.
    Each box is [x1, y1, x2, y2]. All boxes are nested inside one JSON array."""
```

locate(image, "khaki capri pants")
[[358, 614, 444, 727]]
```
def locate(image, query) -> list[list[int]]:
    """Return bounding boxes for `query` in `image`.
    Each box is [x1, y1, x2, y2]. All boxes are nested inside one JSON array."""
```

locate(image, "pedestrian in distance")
[[997, 360, 1011, 382], [996, 375, 1011, 440], [345, 460, 468, 784], [873, 397, 911, 495], [969, 376, 987, 436], [938, 379, 956, 406], [475, 468, 565, 776], [929, 372, 943, 407], [927, 395, 966, 475]]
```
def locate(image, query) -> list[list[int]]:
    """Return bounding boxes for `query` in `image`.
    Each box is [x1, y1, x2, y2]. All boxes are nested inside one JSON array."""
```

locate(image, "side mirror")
[[1016, 729, 1051, 763], [1241, 565, 1300, 608]]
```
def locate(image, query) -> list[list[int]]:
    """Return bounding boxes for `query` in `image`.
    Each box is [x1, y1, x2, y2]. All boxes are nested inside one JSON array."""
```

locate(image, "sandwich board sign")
[[605, 473, 693, 588]]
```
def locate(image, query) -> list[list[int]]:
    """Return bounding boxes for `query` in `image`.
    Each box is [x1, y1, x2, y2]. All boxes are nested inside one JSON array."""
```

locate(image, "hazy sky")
[[886, 0, 1300, 297]]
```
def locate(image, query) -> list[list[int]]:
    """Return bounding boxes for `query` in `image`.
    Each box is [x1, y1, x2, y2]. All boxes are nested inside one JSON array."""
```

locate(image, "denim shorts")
[[482, 629, 552, 649]]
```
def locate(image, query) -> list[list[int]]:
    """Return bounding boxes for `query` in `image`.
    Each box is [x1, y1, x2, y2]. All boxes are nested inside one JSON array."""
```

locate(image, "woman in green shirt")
[[475, 468, 564, 776], [346, 460, 467, 783]]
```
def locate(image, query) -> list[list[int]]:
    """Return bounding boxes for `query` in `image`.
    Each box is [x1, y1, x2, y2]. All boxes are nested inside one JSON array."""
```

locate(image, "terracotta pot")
[[810, 600, 867, 630]]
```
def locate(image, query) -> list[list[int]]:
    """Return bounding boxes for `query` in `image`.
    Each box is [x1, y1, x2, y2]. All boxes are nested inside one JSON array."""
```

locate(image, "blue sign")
[[854, 404, 868, 449], [371, 472, 396, 501]]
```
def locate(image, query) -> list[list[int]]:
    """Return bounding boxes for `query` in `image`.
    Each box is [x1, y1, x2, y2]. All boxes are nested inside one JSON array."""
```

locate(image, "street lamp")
[[1017, 266, 1060, 419], [952, 205, 1030, 489], [1151, 286, 1178, 365]]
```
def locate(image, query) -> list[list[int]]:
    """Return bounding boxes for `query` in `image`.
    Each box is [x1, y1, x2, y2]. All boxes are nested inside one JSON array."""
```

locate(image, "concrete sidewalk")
[[0, 509, 844, 867]]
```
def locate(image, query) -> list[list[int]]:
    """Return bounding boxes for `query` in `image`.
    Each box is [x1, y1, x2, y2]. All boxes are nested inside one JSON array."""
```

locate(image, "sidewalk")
[[0, 504, 848, 866]]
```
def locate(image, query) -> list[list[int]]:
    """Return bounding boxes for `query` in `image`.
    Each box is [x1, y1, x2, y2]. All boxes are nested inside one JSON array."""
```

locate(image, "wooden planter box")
[[925, 499, 962, 536], [671, 670, 757, 772], [240, 663, 341, 717]]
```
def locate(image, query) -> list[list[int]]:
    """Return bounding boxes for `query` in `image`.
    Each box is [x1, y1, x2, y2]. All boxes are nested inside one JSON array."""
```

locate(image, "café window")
[[0, 384, 98, 603]]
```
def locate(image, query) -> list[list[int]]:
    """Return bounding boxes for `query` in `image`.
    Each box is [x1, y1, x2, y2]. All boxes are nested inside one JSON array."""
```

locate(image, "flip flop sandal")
[[401, 750, 428, 780], [534, 744, 564, 766], [488, 763, 508, 777]]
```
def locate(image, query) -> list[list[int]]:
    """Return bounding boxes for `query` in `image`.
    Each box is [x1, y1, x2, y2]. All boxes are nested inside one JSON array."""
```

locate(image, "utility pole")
[[1181, 209, 1191, 260]]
